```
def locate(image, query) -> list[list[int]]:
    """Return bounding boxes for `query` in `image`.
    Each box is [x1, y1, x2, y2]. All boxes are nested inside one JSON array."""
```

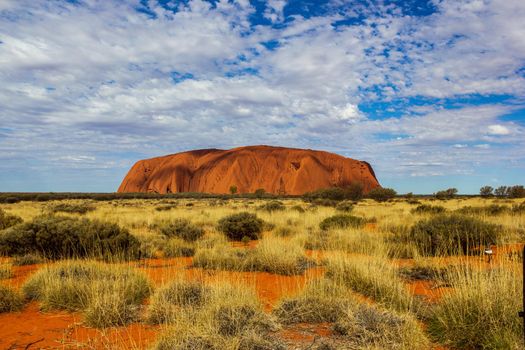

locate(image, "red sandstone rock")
[[117, 145, 380, 195]]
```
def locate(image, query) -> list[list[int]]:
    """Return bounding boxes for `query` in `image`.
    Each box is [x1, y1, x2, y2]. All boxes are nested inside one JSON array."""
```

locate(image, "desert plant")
[[164, 238, 195, 257], [435, 188, 458, 200], [274, 278, 353, 324], [0, 284, 24, 313], [217, 212, 264, 240], [411, 204, 446, 214], [23, 261, 151, 327], [0, 208, 23, 230], [409, 214, 500, 256], [258, 200, 285, 212], [11, 253, 44, 266], [290, 205, 305, 213], [335, 201, 354, 212], [158, 219, 204, 242], [148, 279, 210, 324], [333, 303, 429, 349], [319, 214, 366, 231], [368, 187, 397, 202], [0, 215, 140, 259], [0, 262, 13, 279], [428, 263, 522, 349], [49, 202, 95, 214]]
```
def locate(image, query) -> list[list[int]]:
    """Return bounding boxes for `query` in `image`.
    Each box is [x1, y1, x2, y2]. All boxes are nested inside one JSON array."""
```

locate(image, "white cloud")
[[487, 124, 511, 135]]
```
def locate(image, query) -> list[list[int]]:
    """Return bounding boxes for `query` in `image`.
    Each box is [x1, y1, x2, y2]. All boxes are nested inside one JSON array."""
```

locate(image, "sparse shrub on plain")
[[290, 205, 305, 213], [158, 219, 204, 242], [409, 214, 500, 256], [428, 264, 522, 349], [435, 188, 458, 200], [0, 262, 12, 279], [479, 186, 494, 197], [319, 214, 366, 231], [368, 187, 397, 202], [258, 200, 285, 212], [23, 261, 151, 327], [456, 204, 509, 216], [0, 284, 24, 313], [411, 204, 446, 214], [49, 202, 95, 214], [0, 208, 23, 230], [148, 280, 210, 324], [164, 238, 195, 257], [274, 278, 353, 324], [335, 201, 354, 212], [155, 204, 177, 211], [333, 303, 429, 349], [217, 212, 264, 241], [304, 183, 364, 202], [0, 215, 140, 259]]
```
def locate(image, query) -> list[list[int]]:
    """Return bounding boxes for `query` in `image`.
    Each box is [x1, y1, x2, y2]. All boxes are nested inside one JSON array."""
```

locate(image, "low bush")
[[368, 187, 397, 202], [333, 303, 429, 349], [335, 201, 354, 212], [0, 215, 140, 259], [411, 204, 446, 214], [456, 204, 509, 216], [164, 238, 195, 257], [12, 253, 44, 266], [304, 184, 363, 202], [409, 214, 500, 256], [217, 212, 264, 241], [0, 284, 24, 313], [158, 219, 204, 242], [0, 208, 23, 230], [49, 202, 95, 214], [428, 265, 522, 349], [319, 214, 366, 231], [258, 201, 285, 212], [155, 204, 177, 211], [23, 261, 151, 327], [273, 279, 353, 324], [0, 262, 12, 279], [325, 254, 414, 312], [148, 280, 210, 324], [290, 205, 305, 213]]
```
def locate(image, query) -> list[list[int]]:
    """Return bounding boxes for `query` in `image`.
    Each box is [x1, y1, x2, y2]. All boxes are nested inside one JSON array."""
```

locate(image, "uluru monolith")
[[117, 145, 380, 195]]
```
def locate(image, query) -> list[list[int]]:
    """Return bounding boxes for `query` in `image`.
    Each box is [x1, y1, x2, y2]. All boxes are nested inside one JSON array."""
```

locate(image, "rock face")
[[117, 145, 380, 195]]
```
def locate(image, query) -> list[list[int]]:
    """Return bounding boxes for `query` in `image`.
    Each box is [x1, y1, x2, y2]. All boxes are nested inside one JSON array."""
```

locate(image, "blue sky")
[[0, 0, 524, 194]]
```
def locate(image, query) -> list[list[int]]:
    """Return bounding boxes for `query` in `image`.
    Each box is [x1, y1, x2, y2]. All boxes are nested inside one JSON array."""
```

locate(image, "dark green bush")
[[50, 202, 95, 214], [319, 215, 366, 231], [368, 187, 397, 202], [311, 198, 338, 207], [304, 183, 364, 202], [409, 214, 500, 256], [217, 212, 264, 241], [158, 219, 204, 242], [0, 209, 23, 230], [290, 205, 305, 213], [0, 215, 140, 259], [258, 200, 285, 212], [335, 201, 354, 212], [411, 204, 446, 214]]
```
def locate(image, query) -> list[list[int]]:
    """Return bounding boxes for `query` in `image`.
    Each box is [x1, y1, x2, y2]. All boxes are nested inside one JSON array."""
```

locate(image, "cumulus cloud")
[[0, 0, 524, 192]]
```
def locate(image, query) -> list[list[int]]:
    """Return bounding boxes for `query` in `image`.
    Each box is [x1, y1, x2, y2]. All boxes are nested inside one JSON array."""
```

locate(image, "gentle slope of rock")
[[117, 145, 380, 195]]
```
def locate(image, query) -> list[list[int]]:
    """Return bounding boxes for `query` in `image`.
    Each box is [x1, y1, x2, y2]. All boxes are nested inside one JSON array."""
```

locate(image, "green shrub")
[[0, 215, 140, 259], [368, 187, 397, 202], [410, 214, 500, 256], [411, 204, 446, 214], [335, 201, 354, 212], [23, 261, 151, 327], [0, 284, 24, 313], [217, 212, 264, 240], [158, 219, 204, 242], [258, 200, 285, 212], [0, 208, 23, 230], [155, 204, 177, 211], [50, 202, 95, 214], [303, 183, 363, 202], [319, 214, 366, 231]]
